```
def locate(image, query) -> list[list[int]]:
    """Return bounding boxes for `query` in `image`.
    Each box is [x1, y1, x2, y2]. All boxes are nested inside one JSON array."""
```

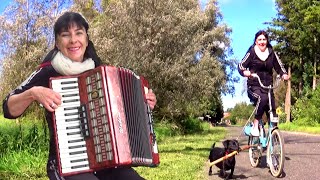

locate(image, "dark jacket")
[[238, 45, 287, 87], [3, 64, 62, 160]]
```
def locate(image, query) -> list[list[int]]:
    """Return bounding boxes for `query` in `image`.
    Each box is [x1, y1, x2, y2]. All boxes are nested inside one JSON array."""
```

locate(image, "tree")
[[267, 0, 320, 124], [0, 0, 236, 125], [0, 0, 72, 116], [91, 0, 235, 122]]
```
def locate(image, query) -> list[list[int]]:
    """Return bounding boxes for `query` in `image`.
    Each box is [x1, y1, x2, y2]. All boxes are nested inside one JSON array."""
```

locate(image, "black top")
[[3, 63, 68, 160], [238, 45, 287, 87]]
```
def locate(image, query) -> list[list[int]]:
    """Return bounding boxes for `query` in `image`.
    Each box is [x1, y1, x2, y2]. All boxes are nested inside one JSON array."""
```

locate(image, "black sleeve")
[[238, 46, 254, 77], [273, 52, 287, 76], [2, 66, 55, 119]]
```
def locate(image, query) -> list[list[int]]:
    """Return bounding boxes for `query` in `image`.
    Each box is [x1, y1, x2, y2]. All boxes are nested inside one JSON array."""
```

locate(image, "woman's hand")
[[31, 86, 62, 112], [282, 74, 290, 80], [146, 89, 157, 110], [243, 70, 251, 77]]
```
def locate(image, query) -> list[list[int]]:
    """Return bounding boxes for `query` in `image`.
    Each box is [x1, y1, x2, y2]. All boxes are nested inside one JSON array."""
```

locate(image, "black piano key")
[[69, 150, 87, 155], [62, 93, 79, 97], [66, 125, 81, 130], [65, 118, 82, 122], [61, 80, 78, 84], [62, 86, 78, 90], [64, 106, 79, 111], [68, 138, 84, 143], [70, 158, 88, 163], [71, 164, 89, 169], [63, 99, 80, 103], [67, 131, 81, 136], [68, 144, 86, 149]]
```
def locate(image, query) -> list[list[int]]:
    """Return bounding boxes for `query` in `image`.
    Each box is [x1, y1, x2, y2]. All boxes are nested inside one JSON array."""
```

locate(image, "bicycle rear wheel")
[[267, 129, 285, 177], [248, 136, 261, 167]]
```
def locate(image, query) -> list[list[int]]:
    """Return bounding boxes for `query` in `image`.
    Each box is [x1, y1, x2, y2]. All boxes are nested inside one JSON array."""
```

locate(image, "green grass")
[[135, 127, 226, 180], [0, 115, 226, 180], [2, 112, 320, 180], [0, 150, 48, 180], [278, 122, 320, 134]]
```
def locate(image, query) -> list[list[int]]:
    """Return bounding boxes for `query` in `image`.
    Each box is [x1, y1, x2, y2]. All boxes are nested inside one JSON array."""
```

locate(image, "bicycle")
[[243, 73, 285, 177]]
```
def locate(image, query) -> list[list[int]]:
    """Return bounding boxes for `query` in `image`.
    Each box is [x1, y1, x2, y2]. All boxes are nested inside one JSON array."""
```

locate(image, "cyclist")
[[238, 30, 289, 136]]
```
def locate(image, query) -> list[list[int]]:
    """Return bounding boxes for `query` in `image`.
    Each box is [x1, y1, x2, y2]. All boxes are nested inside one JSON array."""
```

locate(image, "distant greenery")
[[227, 102, 255, 125], [291, 87, 320, 126], [279, 122, 320, 135], [0, 115, 226, 180]]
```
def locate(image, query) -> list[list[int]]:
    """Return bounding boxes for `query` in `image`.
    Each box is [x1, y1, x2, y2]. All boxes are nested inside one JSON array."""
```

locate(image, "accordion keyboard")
[[52, 78, 90, 174]]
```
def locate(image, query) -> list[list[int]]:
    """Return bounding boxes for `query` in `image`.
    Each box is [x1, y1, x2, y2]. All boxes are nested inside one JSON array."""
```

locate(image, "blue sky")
[[209, 0, 278, 110], [0, 1, 10, 12]]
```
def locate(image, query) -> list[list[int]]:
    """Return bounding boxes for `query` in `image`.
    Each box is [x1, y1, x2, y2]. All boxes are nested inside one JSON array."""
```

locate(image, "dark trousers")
[[247, 86, 277, 120], [47, 160, 145, 180]]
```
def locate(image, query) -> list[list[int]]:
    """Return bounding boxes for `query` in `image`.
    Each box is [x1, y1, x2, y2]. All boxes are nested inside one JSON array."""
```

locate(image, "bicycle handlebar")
[[251, 73, 281, 89]]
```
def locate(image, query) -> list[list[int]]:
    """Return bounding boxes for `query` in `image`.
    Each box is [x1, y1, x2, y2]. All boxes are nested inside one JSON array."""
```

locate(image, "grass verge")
[[0, 115, 226, 180], [278, 122, 320, 135], [135, 126, 226, 180]]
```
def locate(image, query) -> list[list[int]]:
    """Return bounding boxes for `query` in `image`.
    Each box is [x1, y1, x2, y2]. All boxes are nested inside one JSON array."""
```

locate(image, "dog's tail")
[[208, 142, 216, 159]]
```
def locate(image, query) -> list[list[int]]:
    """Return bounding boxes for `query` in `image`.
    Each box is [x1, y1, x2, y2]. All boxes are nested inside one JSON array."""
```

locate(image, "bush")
[[154, 121, 182, 142], [291, 87, 320, 126], [180, 117, 204, 134]]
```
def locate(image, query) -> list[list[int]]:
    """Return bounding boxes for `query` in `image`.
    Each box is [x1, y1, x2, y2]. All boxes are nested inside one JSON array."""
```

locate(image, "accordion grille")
[[118, 69, 153, 164]]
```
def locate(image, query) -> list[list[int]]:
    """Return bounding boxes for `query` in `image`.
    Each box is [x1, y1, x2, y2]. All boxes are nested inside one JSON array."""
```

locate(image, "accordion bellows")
[[50, 65, 159, 177]]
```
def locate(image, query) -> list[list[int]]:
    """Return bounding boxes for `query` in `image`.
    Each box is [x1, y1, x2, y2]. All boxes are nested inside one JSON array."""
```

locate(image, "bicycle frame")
[[251, 73, 281, 148], [247, 73, 285, 177]]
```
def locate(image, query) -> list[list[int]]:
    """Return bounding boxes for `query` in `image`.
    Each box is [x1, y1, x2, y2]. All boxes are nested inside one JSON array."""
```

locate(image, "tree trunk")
[[313, 36, 317, 90], [285, 67, 291, 123], [313, 58, 317, 90], [299, 57, 303, 97]]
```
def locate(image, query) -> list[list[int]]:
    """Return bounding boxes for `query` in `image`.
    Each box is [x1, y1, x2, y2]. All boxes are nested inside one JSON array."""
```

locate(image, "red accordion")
[[50, 65, 159, 176]]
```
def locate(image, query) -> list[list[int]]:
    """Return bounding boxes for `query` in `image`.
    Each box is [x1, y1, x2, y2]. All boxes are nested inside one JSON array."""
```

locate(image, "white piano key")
[[58, 139, 86, 149], [59, 156, 88, 166], [55, 107, 79, 115], [55, 121, 84, 130], [58, 143, 87, 151], [61, 165, 90, 174], [51, 78, 79, 92], [61, 97, 80, 105], [56, 123, 83, 131], [57, 135, 85, 147], [59, 102, 81, 107], [56, 120, 81, 130], [57, 127, 83, 135], [54, 114, 81, 122], [59, 146, 87, 156], [60, 157, 89, 169], [57, 132, 84, 140], [59, 90, 80, 97]]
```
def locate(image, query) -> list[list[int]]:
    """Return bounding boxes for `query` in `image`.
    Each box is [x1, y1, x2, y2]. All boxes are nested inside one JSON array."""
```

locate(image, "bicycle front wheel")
[[267, 129, 285, 177]]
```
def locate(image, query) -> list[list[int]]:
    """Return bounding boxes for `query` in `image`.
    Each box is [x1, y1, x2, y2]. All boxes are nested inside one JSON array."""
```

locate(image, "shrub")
[[291, 87, 320, 126]]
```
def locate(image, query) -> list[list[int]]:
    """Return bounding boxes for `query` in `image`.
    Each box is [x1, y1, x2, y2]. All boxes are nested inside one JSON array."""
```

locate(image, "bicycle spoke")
[[267, 129, 285, 177]]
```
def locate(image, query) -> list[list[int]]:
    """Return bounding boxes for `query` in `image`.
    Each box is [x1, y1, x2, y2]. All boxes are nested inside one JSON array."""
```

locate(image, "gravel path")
[[205, 126, 320, 180]]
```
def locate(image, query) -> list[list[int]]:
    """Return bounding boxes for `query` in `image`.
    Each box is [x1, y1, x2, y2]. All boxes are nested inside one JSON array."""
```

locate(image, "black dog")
[[208, 139, 240, 179]]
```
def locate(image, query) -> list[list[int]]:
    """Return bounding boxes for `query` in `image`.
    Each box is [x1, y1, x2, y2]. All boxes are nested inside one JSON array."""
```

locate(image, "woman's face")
[[55, 24, 88, 62], [255, 34, 268, 52]]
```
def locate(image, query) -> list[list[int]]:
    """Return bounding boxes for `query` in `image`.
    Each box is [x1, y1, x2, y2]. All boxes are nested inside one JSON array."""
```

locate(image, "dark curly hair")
[[253, 30, 272, 48], [43, 12, 101, 67]]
